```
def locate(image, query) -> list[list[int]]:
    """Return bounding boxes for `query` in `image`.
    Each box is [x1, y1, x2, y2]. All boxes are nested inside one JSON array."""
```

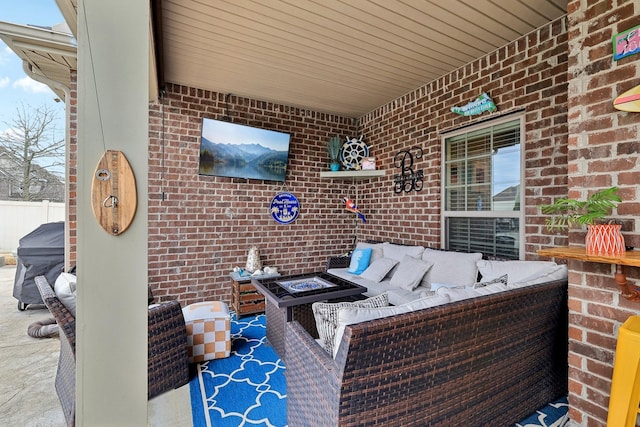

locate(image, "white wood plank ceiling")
[[159, 0, 568, 117]]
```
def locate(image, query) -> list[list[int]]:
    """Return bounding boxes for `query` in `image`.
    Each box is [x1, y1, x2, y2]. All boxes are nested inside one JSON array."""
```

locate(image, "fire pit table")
[[251, 271, 366, 358]]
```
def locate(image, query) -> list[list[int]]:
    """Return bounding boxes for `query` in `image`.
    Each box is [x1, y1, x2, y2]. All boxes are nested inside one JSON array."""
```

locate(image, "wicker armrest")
[[326, 256, 351, 270], [285, 321, 341, 426], [148, 301, 190, 399], [34, 275, 76, 353]]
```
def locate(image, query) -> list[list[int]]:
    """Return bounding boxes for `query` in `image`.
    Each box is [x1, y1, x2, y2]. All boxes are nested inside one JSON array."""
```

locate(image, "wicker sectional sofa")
[[285, 244, 569, 426]]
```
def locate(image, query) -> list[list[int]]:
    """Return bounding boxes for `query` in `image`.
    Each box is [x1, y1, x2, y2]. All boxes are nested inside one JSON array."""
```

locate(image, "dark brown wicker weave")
[[35, 275, 76, 426], [34, 276, 190, 426], [285, 278, 568, 427]]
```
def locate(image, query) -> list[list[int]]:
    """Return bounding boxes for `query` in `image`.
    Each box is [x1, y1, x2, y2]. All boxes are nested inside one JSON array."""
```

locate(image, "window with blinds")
[[442, 116, 523, 259]]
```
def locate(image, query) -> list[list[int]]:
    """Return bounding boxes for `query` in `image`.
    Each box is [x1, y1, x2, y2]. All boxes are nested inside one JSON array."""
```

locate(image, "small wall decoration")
[[614, 84, 640, 112], [343, 198, 366, 223], [91, 150, 137, 236], [339, 135, 369, 170], [393, 147, 423, 194], [270, 192, 300, 224], [613, 24, 640, 61], [362, 157, 376, 170], [451, 92, 497, 116]]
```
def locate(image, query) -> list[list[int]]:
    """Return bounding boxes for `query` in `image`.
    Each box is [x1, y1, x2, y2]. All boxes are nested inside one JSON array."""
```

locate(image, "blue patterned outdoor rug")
[[515, 396, 569, 427], [190, 313, 568, 427], [190, 314, 286, 427]]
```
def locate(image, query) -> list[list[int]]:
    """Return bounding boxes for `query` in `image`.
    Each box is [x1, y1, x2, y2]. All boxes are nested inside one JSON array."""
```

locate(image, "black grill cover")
[[13, 222, 65, 306]]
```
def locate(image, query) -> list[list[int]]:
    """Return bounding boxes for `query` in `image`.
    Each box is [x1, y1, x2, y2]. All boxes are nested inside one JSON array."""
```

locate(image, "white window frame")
[[440, 113, 525, 259]]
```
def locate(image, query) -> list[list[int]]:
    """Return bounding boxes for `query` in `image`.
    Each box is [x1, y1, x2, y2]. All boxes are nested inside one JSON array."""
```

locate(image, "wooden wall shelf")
[[319, 170, 385, 180], [537, 246, 640, 267], [537, 246, 640, 302]]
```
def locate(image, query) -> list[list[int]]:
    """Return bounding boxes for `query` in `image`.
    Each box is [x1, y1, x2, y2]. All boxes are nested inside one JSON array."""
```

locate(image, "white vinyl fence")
[[0, 200, 65, 252]]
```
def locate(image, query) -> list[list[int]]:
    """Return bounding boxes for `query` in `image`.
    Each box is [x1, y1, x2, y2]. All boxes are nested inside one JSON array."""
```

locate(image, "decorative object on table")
[[269, 191, 300, 224], [393, 146, 424, 193], [91, 150, 137, 236], [343, 197, 366, 223], [539, 186, 625, 255], [327, 135, 342, 171], [613, 24, 640, 61], [614, 84, 640, 112], [339, 135, 369, 170], [451, 92, 497, 116], [264, 266, 278, 275], [361, 157, 376, 170], [245, 246, 262, 273]]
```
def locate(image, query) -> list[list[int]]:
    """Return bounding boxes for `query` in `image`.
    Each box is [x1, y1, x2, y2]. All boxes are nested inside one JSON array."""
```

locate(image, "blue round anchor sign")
[[270, 192, 300, 224]]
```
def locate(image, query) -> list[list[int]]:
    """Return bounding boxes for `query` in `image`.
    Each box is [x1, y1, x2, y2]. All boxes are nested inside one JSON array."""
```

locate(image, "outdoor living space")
[[1, 0, 640, 426]]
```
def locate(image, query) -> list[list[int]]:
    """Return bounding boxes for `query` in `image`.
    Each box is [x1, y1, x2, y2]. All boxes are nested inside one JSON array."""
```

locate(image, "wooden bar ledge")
[[537, 246, 640, 302]]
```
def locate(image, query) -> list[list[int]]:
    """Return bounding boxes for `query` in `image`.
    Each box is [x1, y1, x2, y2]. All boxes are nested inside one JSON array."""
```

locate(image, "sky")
[[0, 0, 68, 173]]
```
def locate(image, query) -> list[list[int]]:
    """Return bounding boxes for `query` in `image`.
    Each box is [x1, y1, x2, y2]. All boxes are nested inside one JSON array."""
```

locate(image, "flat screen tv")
[[198, 118, 291, 182]]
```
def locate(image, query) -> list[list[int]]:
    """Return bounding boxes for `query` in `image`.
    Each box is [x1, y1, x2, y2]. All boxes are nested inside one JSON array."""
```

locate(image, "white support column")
[[76, 0, 149, 424]]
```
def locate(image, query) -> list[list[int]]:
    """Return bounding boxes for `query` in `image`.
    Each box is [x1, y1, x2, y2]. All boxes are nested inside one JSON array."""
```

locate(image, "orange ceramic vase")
[[585, 224, 625, 256]]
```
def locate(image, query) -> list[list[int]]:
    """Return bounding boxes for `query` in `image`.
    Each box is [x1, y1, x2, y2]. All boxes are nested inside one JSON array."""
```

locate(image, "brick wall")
[[148, 15, 569, 306], [565, 1, 640, 425], [357, 16, 569, 256], [147, 87, 357, 304]]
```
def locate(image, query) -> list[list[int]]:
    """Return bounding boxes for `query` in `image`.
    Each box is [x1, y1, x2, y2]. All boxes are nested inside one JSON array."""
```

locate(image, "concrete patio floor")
[[0, 264, 65, 426], [0, 265, 192, 427]]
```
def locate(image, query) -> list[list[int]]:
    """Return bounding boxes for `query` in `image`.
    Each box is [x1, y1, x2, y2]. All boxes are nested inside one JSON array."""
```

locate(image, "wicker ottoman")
[[182, 301, 231, 363]]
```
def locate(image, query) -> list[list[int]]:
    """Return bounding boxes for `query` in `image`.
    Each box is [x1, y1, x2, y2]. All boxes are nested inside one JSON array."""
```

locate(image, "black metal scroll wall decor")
[[393, 146, 424, 193]]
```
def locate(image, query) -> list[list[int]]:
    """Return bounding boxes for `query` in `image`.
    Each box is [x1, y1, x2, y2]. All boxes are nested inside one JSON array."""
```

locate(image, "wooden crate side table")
[[230, 272, 280, 317]]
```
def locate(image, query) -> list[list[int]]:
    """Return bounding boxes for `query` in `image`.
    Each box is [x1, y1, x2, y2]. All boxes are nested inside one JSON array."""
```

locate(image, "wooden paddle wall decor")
[[91, 150, 137, 235]]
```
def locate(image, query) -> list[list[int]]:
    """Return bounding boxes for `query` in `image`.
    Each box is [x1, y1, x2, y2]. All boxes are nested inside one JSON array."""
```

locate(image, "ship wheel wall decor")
[[339, 135, 368, 170]]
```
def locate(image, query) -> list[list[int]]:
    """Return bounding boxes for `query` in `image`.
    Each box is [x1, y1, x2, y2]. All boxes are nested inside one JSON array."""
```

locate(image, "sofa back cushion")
[[421, 249, 483, 288], [355, 242, 384, 264]]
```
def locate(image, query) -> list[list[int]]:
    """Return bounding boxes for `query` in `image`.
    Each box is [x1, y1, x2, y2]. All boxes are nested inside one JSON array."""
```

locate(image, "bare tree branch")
[[0, 102, 65, 201]]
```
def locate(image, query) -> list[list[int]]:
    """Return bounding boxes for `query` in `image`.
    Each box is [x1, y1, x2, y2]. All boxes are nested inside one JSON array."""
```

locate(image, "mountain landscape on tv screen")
[[198, 137, 288, 181]]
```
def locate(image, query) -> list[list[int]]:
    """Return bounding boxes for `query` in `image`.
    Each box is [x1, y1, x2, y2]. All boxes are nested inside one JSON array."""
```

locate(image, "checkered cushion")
[[182, 301, 231, 363]]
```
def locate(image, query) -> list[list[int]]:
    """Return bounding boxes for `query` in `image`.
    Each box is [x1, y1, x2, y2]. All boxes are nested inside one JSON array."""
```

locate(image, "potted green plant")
[[539, 186, 625, 255], [327, 136, 342, 171]]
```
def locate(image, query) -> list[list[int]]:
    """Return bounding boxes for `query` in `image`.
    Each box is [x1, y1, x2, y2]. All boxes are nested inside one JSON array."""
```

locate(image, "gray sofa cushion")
[[421, 249, 483, 287]]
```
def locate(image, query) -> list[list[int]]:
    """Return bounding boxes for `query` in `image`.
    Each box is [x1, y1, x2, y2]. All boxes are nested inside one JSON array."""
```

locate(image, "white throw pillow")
[[54, 272, 77, 316], [421, 249, 483, 287], [476, 260, 562, 285], [312, 293, 389, 355], [360, 257, 399, 282], [389, 256, 433, 290], [332, 293, 450, 358]]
